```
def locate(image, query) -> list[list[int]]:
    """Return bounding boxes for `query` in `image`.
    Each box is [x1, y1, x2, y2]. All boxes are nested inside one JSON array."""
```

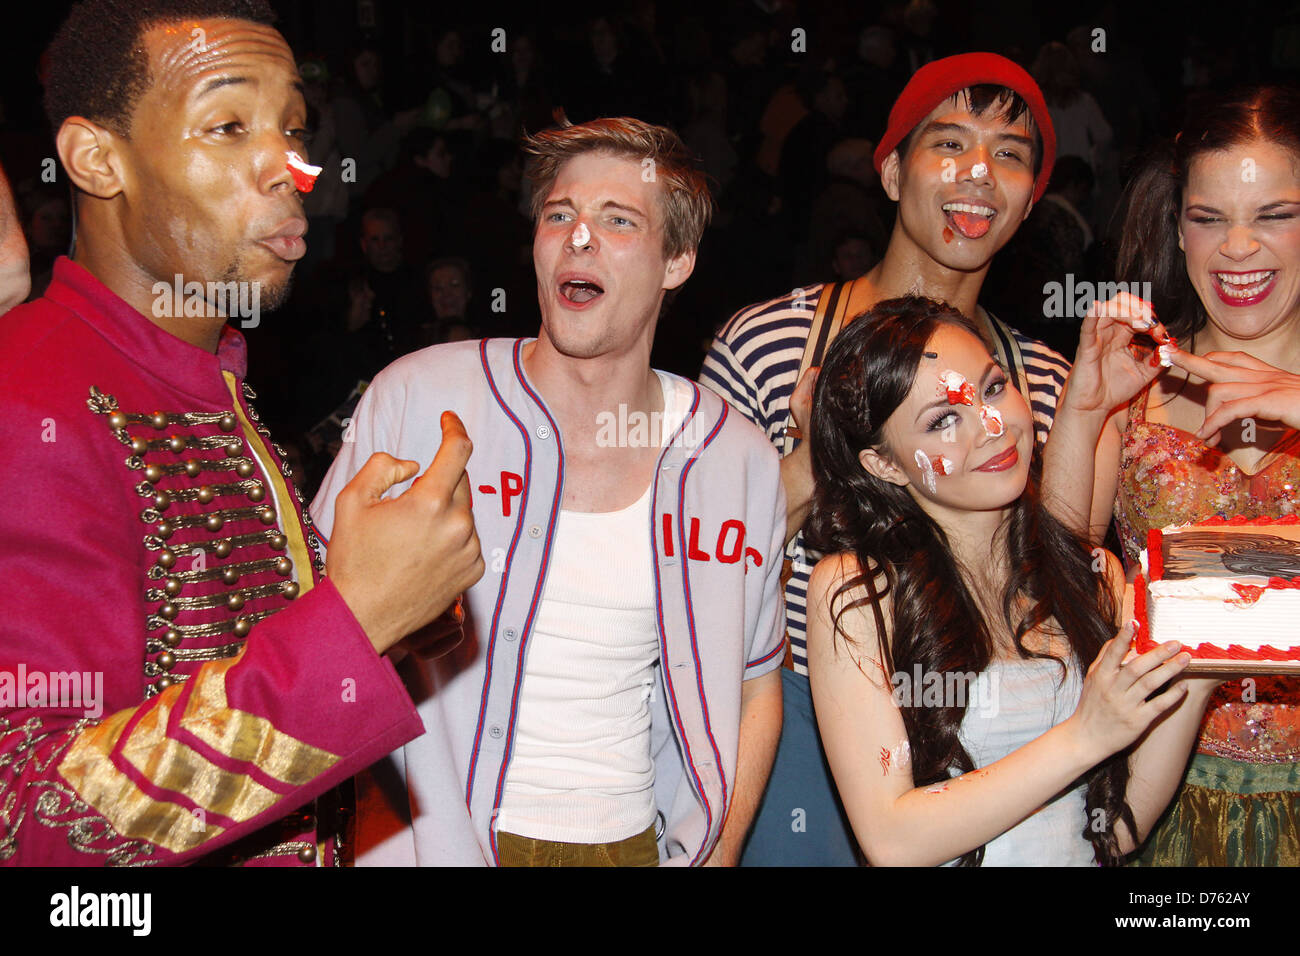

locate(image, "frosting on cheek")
[[914, 446, 956, 491], [914, 448, 938, 493], [979, 403, 1004, 437], [570, 222, 590, 247]]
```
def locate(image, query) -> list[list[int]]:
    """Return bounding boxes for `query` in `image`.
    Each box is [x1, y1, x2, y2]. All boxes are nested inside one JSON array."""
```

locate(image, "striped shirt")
[[699, 283, 1070, 674]]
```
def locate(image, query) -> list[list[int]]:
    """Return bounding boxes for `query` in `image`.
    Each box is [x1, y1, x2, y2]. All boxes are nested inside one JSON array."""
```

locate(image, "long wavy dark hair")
[[1116, 85, 1300, 342], [806, 295, 1132, 866]]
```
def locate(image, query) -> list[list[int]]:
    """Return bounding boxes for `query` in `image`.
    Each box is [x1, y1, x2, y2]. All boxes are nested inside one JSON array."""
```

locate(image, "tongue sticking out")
[[949, 211, 991, 239]]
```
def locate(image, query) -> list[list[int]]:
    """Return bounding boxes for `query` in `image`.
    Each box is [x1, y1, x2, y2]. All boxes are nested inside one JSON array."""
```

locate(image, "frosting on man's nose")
[[285, 151, 322, 192]]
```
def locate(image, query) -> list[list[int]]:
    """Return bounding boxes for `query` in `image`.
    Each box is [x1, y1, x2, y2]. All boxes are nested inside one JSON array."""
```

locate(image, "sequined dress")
[[1115, 385, 1300, 865]]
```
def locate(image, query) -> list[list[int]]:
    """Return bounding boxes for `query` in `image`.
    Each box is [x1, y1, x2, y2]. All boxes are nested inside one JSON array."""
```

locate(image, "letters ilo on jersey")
[[471, 469, 761, 570], [662, 514, 762, 570]]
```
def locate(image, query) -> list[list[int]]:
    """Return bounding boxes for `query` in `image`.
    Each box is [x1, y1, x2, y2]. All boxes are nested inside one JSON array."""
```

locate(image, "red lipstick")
[[976, 446, 1019, 472]]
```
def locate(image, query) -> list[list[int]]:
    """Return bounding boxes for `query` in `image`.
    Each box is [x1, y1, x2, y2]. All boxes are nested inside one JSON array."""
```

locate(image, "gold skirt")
[[1131, 753, 1300, 866]]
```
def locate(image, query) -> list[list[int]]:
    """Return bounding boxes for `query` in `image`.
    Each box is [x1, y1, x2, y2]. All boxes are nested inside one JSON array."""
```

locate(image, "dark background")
[[4, 0, 1299, 493]]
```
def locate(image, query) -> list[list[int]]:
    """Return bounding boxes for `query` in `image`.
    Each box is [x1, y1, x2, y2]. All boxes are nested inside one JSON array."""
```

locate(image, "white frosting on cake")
[[1142, 522, 1300, 654], [1148, 579, 1300, 650]]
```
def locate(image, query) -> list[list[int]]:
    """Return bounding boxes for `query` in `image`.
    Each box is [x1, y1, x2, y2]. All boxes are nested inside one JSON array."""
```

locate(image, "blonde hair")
[[523, 116, 713, 259]]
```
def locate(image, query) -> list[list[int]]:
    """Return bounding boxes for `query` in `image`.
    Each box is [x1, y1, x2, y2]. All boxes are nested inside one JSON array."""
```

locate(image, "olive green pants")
[[496, 824, 659, 867]]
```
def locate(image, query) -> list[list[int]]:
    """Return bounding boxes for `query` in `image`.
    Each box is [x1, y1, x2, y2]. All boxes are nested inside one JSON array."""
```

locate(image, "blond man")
[[312, 118, 786, 866]]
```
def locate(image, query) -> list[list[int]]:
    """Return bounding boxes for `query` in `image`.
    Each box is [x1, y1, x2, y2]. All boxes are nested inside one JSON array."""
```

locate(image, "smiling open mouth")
[[560, 279, 604, 303], [1213, 270, 1277, 301], [941, 202, 996, 239]]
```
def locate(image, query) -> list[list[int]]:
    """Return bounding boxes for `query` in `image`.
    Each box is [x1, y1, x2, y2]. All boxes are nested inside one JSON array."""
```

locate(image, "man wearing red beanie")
[[700, 52, 1071, 866]]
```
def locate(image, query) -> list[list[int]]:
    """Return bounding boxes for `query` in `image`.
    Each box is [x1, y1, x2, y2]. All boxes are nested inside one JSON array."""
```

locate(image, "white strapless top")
[[944, 653, 1095, 866]]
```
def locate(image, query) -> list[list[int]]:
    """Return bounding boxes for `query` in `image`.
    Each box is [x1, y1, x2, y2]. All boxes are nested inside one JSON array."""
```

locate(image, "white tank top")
[[944, 646, 1095, 866], [498, 373, 689, 843]]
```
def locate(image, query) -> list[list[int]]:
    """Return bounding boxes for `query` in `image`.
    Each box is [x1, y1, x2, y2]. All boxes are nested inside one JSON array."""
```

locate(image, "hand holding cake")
[[1066, 623, 1192, 762]]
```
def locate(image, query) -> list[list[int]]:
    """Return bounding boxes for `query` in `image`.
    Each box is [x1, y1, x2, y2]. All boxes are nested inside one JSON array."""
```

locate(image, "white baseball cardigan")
[[311, 338, 787, 865]]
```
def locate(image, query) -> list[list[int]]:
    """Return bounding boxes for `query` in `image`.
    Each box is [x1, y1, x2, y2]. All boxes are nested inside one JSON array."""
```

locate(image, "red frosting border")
[[1146, 528, 1163, 582], [1195, 514, 1300, 527], [1136, 516, 1300, 662]]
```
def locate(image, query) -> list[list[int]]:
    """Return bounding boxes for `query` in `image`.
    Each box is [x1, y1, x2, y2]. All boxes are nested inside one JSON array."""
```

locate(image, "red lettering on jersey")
[[688, 518, 711, 561], [716, 519, 745, 563], [501, 471, 524, 517], [660, 515, 764, 570]]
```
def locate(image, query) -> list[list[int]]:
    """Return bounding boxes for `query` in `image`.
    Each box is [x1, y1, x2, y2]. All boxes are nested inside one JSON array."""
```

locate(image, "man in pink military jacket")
[[0, 0, 483, 865]]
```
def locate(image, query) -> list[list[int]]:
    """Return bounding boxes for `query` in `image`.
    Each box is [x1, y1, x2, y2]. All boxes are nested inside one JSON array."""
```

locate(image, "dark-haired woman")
[[806, 296, 1218, 865], [1044, 86, 1300, 866]]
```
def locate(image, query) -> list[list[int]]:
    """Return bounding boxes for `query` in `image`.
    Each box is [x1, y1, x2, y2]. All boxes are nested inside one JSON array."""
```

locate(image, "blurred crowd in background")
[[4, 0, 1299, 495]]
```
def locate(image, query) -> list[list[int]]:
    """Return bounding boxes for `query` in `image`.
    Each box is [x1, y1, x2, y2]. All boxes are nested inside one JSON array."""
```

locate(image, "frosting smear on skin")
[[879, 739, 912, 775], [979, 403, 1004, 437], [914, 448, 937, 493], [558, 222, 604, 304], [913, 449, 953, 494], [285, 151, 321, 193], [939, 368, 1005, 437], [939, 370, 975, 405]]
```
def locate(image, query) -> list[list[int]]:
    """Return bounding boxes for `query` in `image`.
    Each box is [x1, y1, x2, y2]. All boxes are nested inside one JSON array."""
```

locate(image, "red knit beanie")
[[873, 52, 1056, 202]]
